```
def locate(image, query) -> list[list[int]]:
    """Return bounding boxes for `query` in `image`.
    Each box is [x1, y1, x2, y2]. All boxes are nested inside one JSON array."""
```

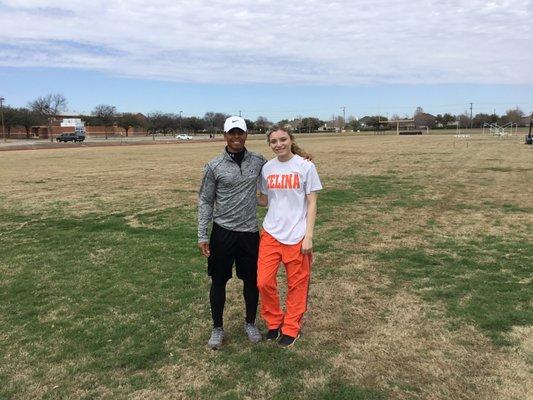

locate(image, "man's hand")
[[301, 237, 313, 254], [198, 241, 210, 257]]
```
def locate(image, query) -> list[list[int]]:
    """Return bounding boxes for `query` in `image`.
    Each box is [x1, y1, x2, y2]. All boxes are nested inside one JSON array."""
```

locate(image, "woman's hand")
[[301, 236, 313, 254]]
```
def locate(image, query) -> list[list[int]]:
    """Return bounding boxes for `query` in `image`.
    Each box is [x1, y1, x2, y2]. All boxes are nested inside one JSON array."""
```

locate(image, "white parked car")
[[176, 134, 193, 140]]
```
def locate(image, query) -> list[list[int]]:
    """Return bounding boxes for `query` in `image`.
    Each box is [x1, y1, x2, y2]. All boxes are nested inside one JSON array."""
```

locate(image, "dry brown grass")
[[308, 269, 530, 399], [1, 134, 531, 399]]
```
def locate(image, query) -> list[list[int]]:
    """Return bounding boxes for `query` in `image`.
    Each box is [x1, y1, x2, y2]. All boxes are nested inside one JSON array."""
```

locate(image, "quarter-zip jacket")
[[198, 148, 267, 242]]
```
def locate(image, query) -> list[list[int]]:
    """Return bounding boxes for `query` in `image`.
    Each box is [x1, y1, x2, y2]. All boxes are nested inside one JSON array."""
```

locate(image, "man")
[[198, 116, 267, 349]]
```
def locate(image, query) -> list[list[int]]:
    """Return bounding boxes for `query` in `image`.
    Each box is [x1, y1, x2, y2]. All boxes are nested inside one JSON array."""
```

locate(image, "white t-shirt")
[[259, 154, 323, 244]]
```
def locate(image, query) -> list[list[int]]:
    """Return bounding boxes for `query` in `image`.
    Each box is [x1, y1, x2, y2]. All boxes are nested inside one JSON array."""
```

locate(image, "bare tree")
[[203, 112, 229, 136], [332, 115, 344, 131], [92, 104, 117, 140], [1, 107, 19, 138], [458, 112, 471, 129], [144, 112, 174, 139], [414, 106, 424, 116], [182, 116, 205, 132], [472, 113, 497, 128], [18, 108, 45, 138], [346, 116, 360, 131], [294, 115, 303, 133], [255, 116, 271, 134], [29, 94, 67, 142], [502, 107, 524, 125], [116, 112, 142, 137]]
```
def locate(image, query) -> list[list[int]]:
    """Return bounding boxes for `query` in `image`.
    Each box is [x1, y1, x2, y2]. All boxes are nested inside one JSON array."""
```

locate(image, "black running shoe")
[[265, 328, 280, 341], [278, 334, 299, 347]]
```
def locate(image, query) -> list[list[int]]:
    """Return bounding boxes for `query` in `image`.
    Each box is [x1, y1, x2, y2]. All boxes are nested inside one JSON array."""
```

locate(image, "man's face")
[[224, 128, 247, 152]]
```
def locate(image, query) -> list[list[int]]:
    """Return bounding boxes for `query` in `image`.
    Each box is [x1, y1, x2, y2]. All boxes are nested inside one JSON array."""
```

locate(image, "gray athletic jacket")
[[198, 149, 267, 242]]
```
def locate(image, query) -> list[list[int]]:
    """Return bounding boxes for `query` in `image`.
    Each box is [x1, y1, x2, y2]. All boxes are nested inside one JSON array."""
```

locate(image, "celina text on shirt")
[[266, 173, 301, 189], [260, 155, 322, 245]]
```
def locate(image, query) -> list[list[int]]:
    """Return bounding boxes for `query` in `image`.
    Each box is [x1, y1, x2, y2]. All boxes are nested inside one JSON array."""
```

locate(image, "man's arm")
[[198, 165, 216, 257]]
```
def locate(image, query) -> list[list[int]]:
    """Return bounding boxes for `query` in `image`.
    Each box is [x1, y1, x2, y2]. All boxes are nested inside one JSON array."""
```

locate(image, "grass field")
[[1, 134, 531, 399]]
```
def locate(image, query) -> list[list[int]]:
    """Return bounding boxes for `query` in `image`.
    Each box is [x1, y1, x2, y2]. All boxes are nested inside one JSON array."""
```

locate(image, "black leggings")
[[207, 224, 260, 328], [210, 277, 259, 328]]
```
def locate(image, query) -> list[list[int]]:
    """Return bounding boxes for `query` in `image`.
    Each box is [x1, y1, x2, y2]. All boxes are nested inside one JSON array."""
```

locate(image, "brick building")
[[6, 115, 147, 139]]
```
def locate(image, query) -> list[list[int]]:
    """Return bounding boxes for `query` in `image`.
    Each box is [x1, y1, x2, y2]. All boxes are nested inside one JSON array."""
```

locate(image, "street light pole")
[[179, 110, 183, 134], [0, 97, 7, 142], [469, 102, 473, 130], [0, 97, 5, 142]]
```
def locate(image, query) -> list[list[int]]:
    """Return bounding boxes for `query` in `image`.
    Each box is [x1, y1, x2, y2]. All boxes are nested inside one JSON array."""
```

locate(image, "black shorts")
[[207, 223, 259, 283]]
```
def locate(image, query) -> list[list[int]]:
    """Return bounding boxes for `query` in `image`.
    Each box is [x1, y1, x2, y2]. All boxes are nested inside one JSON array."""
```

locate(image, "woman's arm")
[[258, 193, 268, 207], [301, 192, 318, 254]]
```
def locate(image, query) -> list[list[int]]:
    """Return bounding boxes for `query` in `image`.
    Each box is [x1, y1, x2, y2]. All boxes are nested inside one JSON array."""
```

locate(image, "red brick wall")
[[4, 125, 148, 139]]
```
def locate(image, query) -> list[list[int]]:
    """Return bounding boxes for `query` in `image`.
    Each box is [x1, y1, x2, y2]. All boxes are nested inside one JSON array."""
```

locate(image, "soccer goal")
[[482, 122, 518, 137]]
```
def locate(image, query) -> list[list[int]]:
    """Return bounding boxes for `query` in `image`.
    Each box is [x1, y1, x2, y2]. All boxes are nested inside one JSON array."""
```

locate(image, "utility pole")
[[469, 102, 473, 129], [179, 110, 183, 134], [239, 110, 242, 117], [341, 106, 346, 132], [0, 97, 5, 142]]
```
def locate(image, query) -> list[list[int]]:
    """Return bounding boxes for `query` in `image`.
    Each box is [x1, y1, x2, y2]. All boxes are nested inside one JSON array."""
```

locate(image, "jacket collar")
[[222, 147, 248, 161]]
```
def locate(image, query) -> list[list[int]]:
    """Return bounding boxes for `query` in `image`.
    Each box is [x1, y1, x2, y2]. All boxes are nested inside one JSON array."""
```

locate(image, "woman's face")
[[268, 130, 292, 158]]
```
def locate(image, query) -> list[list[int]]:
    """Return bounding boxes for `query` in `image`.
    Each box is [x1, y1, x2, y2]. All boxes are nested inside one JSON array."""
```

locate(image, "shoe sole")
[[279, 334, 300, 348], [208, 342, 223, 350]]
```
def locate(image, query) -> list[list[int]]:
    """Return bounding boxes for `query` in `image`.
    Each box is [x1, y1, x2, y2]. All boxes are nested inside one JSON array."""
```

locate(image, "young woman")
[[257, 127, 322, 347]]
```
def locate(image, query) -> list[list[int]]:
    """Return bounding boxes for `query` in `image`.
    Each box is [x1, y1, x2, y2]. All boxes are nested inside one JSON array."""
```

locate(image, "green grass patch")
[[376, 235, 533, 345], [483, 167, 531, 173], [320, 174, 421, 208], [0, 205, 379, 399], [308, 379, 387, 400], [2, 141, 531, 399], [0, 208, 206, 397], [482, 201, 531, 213]]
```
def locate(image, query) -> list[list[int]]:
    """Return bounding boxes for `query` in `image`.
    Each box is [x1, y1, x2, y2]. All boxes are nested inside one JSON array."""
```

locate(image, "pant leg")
[[235, 231, 260, 324], [281, 244, 311, 337], [207, 223, 237, 328], [209, 277, 229, 328], [242, 278, 259, 324], [257, 231, 284, 330]]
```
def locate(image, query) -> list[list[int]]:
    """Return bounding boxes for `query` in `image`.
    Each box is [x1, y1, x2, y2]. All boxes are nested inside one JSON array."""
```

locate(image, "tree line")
[[346, 107, 530, 131], [1, 93, 531, 138]]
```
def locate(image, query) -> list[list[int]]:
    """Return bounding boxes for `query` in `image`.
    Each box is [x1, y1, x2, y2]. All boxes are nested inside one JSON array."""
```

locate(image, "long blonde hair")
[[266, 126, 311, 159]]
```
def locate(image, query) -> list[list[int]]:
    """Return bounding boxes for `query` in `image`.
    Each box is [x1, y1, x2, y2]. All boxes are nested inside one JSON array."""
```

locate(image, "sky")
[[0, 0, 532, 121]]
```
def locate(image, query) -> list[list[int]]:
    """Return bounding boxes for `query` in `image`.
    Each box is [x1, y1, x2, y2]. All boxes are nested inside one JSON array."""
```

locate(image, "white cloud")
[[0, 0, 532, 84]]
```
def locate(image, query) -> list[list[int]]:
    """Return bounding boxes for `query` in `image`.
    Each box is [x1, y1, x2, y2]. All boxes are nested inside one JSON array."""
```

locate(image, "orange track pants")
[[257, 230, 311, 337]]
